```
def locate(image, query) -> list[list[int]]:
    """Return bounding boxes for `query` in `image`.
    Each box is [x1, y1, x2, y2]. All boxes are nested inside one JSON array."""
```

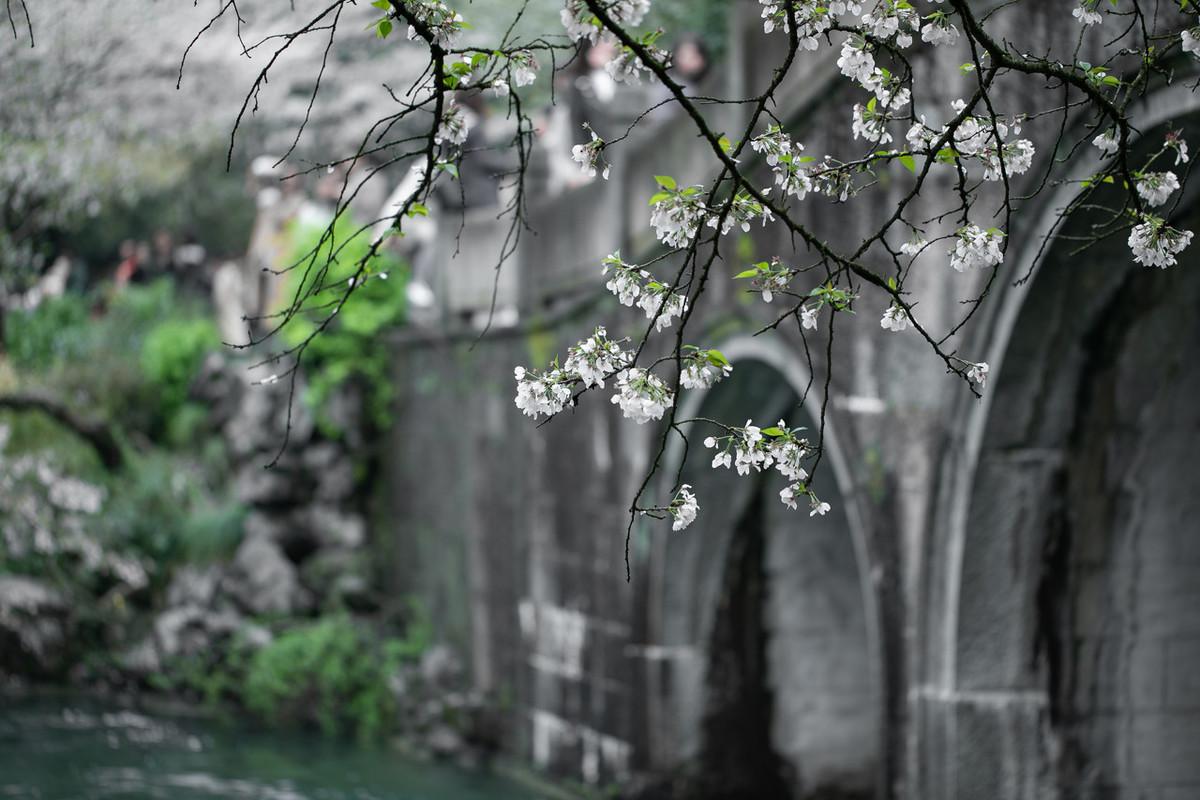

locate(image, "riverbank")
[[0, 688, 582, 800]]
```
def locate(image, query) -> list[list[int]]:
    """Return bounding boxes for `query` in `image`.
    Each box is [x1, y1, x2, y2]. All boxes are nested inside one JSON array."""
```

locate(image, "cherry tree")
[[51, 0, 1200, 566]]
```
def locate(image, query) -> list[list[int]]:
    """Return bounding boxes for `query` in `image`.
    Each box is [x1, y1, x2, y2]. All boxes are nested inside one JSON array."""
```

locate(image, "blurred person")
[[671, 33, 711, 90], [113, 240, 142, 288]]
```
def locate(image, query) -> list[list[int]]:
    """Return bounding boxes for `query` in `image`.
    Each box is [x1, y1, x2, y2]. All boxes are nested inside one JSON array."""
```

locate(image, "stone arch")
[[639, 335, 884, 799], [919, 85, 1200, 799]]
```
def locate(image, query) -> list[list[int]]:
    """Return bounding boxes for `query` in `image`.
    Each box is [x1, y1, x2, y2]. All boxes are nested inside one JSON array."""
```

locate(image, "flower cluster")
[[513, 365, 573, 419], [680, 347, 733, 390], [1072, 1, 1102, 26], [669, 484, 699, 531], [880, 303, 909, 332], [1128, 214, 1194, 268], [1135, 171, 1179, 208], [638, 283, 688, 331], [561, 0, 650, 43], [1184, 28, 1200, 58], [611, 368, 674, 424], [509, 51, 539, 87], [704, 420, 827, 515], [967, 361, 989, 388], [949, 224, 1005, 272], [563, 326, 631, 388], [649, 178, 708, 248], [751, 126, 815, 201], [735, 258, 793, 303], [403, 0, 465, 46], [759, 0, 854, 46], [605, 42, 668, 84], [602, 253, 689, 330], [435, 102, 469, 147], [572, 125, 610, 180]]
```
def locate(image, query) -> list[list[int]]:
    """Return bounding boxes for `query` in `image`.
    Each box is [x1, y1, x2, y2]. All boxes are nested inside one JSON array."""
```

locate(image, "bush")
[[4, 292, 92, 370], [280, 215, 407, 431], [140, 317, 219, 418], [243, 615, 404, 741]]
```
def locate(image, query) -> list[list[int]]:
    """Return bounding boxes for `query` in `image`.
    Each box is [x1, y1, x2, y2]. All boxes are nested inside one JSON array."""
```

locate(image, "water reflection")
[[0, 694, 536, 800]]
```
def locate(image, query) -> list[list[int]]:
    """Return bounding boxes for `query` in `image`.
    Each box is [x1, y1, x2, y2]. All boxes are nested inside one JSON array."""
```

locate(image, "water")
[[0, 693, 543, 800]]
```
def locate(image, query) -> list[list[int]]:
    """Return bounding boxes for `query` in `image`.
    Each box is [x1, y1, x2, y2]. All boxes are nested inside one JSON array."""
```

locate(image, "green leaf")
[[376, 19, 392, 38], [761, 427, 786, 437], [899, 154, 916, 173], [734, 268, 759, 279], [407, 203, 429, 218], [371, 0, 391, 9], [648, 191, 671, 206], [706, 349, 729, 366], [718, 135, 733, 154], [654, 175, 677, 189]]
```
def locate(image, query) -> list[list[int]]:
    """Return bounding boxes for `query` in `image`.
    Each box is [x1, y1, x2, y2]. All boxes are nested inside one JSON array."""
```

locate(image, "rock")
[[0, 575, 70, 677], [118, 636, 162, 678], [304, 506, 366, 550], [420, 644, 464, 690], [165, 565, 222, 608], [301, 443, 358, 503], [227, 536, 310, 615], [234, 463, 310, 506], [223, 372, 315, 459], [190, 353, 244, 428], [299, 548, 376, 612], [243, 510, 319, 563], [153, 605, 242, 660], [426, 723, 466, 759]]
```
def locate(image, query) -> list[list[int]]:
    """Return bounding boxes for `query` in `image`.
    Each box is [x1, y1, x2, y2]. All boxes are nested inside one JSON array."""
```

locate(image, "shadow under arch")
[[919, 84, 1200, 799], [637, 335, 884, 799]]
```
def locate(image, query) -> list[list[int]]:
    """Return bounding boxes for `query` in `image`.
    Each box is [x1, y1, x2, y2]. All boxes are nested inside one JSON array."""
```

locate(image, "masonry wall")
[[379, 2, 1200, 797]]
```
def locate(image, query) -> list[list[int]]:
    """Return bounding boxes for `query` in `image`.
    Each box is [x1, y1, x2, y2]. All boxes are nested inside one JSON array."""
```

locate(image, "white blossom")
[[564, 327, 630, 388], [981, 139, 1035, 181], [571, 126, 610, 180], [638, 286, 688, 331], [950, 224, 1004, 272], [800, 305, 819, 330], [1184, 28, 1200, 58], [435, 102, 469, 146], [680, 352, 732, 390], [1135, 171, 1179, 208], [1092, 129, 1118, 154], [510, 51, 539, 87], [670, 484, 699, 531], [967, 361, 989, 388], [611, 368, 674, 424], [1072, 3, 1102, 26], [899, 237, 927, 256], [514, 365, 573, 419], [650, 188, 707, 248], [1128, 214, 1194, 268], [880, 303, 909, 332], [852, 102, 892, 144], [921, 15, 959, 47], [809, 497, 832, 517]]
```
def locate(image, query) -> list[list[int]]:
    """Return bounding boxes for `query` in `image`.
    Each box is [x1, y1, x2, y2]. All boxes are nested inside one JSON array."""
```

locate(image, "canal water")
[[0, 693, 543, 800]]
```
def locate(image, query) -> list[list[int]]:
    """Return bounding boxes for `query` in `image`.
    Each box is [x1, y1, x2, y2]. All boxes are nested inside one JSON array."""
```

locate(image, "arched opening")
[[642, 350, 882, 799], [943, 120, 1200, 798]]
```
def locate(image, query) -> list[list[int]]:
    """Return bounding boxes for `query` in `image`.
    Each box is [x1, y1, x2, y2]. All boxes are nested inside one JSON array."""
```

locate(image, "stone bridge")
[[378, 4, 1200, 797]]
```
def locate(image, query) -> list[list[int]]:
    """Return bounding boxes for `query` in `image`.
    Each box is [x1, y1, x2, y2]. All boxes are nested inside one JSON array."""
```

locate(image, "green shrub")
[[280, 215, 407, 431], [5, 292, 91, 370], [243, 615, 402, 741], [139, 317, 219, 417]]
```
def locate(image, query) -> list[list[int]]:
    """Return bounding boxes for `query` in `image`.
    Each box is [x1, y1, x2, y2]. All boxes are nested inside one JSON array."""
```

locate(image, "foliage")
[[92, 450, 243, 568], [243, 614, 410, 741], [5, 279, 217, 436], [140, 317, 220, 421], [281, 215, 408, 432]]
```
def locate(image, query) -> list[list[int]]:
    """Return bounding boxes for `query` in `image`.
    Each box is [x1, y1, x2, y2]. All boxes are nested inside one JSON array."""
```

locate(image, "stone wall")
[[378, 3, 1200, 798]]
